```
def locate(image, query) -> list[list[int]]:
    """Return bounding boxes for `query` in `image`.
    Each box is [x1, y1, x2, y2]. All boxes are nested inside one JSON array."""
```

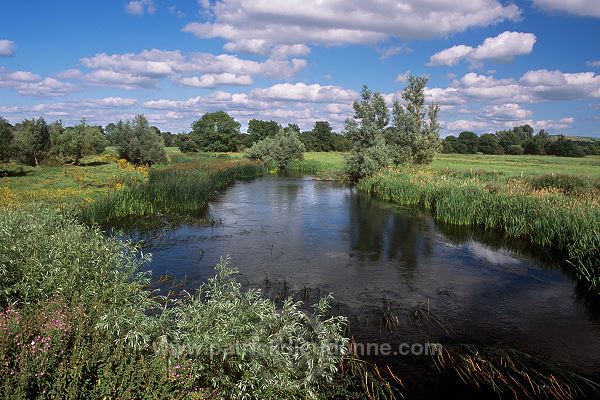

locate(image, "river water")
[[130, 175, 600, 392]]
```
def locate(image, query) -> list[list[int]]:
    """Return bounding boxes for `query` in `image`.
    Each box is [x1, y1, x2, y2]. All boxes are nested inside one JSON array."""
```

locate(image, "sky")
[[0, 0, 599, 137]]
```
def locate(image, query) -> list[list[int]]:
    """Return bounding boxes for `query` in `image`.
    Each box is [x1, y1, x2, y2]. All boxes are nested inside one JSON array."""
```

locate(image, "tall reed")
[[358, 168, 600, 291], [80, 158, 265, 225]]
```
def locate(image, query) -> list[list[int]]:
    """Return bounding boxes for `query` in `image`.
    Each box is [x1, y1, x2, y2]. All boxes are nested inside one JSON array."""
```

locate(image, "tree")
[[245, 128, 305, 170], [478, 133, 503, 155], [312, 121, 334, 151], [247, 119, 281, 143], [441, 135, 467, 154], [177, 134, 199, 153], [507, 144, 524, 155], [0, 117, 14, 163], [457, 131, 479, 154], [13, 117, 51, 166], [191, 111, 240, 152], [344, 85, 391, 181], [53, 119, 108, 164], [547, 137, 585, 157], [388, 75, 441, 164], [114, 115, 167, 165]]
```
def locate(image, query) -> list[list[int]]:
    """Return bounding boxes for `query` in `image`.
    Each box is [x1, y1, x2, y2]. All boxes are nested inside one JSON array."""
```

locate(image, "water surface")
[[131, 176, 600, 380]]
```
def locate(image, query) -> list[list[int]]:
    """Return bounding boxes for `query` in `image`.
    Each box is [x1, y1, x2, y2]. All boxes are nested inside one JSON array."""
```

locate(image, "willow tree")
[[389, 75, 441, 164]]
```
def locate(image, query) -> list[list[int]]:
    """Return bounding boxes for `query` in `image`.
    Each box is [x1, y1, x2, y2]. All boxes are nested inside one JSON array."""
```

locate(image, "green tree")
[[0, 117, 14, 163], [53, 119, 108, 164], [176, 134, 199, 153], [245, 128, 305, 170], [13, 117, 51, 166], [457, 131, 479, 154], [247, 119, 281, 143], [441, 135, 468, 154], [507, 144, 524, 155], [114, 115, 167, 165], [389, 75, 441, 164], [191, 111, 240, 152], [345, 85, 391, 181], [478, 133, 503, 154], [311, 121, 334, 151]]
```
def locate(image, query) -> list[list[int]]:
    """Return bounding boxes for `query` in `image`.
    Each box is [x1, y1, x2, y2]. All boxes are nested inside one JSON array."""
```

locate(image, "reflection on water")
[[128, 176, 600, 379]]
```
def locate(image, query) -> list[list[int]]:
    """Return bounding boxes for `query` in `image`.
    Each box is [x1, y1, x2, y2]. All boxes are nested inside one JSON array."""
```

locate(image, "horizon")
[[1, 0, 599, 137]]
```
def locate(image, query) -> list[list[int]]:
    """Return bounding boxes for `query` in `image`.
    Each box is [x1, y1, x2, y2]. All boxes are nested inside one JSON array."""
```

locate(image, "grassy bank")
[[79, 155, 264, 226], [358, 167, 600, 290]]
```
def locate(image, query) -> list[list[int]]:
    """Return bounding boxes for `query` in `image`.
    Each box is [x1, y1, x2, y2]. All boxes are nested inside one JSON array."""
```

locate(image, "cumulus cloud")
[[428, 31, 536, 67], [77, 49, 307, 89], [532, 0, 600, 17], [183, 0, 520, 54], [250, 83, 358, 103], [0, 39, 15, 56], [445, 117, 574, 133], [479, 103, 533, 120], [0, 67, 77, 97], [125, 0, 156, 16]]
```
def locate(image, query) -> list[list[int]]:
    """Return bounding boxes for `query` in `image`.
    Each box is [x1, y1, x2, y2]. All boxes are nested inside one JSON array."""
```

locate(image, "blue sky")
[[1, 0, 599, 136]]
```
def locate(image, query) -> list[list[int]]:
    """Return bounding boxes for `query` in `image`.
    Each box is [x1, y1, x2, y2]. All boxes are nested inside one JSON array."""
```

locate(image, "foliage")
[[0, 117, 14, 163], [12, 117, 51, 166], [52, 120, 108, 164], [388, 75, 441, 165], [191, 111, 240, 152], [176, 134, 199, 153], [344, 85, 391, 181], [247, 119, 281, 144], [0, 208, 373, 400], [507, 144, 524, 155], [112, 115, 167, 165], [245, 129, 306, 171], [457, 131, 478, 154], [547, 136, 586, 157], [477, 133, 504, 155]]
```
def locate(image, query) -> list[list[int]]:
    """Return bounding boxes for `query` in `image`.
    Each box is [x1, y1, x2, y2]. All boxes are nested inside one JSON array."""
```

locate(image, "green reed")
[[358, 168, 600, 292], [80, 158, 265, 226]]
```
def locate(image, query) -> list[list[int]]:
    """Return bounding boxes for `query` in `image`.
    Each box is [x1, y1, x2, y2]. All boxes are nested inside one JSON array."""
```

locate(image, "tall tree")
[[13, 117, 51, 166], [389, 75, 441, 164], [114, 115, 167, 165], [191, 111, 240, 152], [0, 117, 14, 163], [53, 119, 108, 164], [312, 121, 334, 151], [457, 131, 479, 154], [344, 85, 391, 181], [247, 119, 281, 143]]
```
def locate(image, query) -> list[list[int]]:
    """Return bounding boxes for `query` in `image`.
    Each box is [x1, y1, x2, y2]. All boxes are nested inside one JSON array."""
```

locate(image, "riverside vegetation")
[[1, 75, 600, 398]]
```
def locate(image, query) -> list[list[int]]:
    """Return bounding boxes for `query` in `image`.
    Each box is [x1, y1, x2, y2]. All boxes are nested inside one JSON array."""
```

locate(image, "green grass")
[[80, 155, 265, 226]]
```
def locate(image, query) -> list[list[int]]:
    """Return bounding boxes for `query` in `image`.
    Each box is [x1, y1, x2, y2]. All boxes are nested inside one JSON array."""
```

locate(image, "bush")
[[507, 144, 524, 155], [113, 115, 167, 166], [530, 174, 590, 194], [245, 129, 305, 171], [0, 208, 366, 399]]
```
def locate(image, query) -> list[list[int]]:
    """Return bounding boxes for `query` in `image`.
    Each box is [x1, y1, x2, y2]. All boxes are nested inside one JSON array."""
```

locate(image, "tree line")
[[442, 126, 600, 157]]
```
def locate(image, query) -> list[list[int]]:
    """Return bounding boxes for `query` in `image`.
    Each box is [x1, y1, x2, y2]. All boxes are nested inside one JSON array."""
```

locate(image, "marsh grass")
[[80, 157, 265, 226], [358, 168, 600, 292]]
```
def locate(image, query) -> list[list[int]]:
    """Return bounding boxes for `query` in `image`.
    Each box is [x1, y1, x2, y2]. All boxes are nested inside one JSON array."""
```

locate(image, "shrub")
[[529, 174, 590, 194], [245, 129, 305, 171], [507, 145, 524, 155], [113, 115, 167, 166]]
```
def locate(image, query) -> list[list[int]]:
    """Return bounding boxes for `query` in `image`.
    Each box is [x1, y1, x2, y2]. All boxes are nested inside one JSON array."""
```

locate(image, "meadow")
[[2, 150, 600, 399]]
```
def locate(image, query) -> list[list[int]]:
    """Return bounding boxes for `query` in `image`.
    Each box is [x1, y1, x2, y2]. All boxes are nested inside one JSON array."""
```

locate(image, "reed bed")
[[80, 157, 265, 225], [358, 167, 600, 291]]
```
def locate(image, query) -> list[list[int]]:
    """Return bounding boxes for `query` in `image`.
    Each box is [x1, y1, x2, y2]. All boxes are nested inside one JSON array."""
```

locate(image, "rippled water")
[[130, 175, 600, 384]]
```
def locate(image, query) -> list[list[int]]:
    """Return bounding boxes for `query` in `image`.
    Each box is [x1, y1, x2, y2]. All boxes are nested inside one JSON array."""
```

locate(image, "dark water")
[[131, 176, 600, 385]]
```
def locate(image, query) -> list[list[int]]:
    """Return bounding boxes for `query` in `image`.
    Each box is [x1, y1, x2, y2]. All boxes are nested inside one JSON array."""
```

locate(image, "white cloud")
[[183, 0, 520, 53], [587, 60, 600, 68], [0, 67, 77, 97], [125, 0, 156, 16], [378, 45, 411, 60], [250, 82, 357, 103], [428, 31, 536, 66], [0, 39, 15, 57], [395, 70, 411, 83], [532, 0, 600, 17], [479, 103, 533, 120], [173, 73, 253, 88], [77, 49, 307, 89]]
